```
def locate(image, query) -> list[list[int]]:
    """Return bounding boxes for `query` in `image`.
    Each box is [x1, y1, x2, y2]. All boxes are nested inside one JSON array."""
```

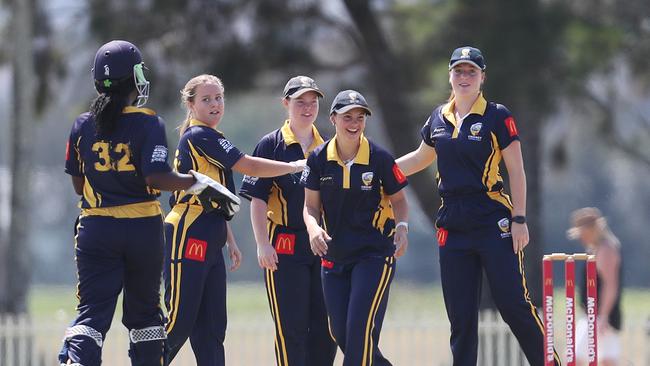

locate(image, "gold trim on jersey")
[[372, 188, 395, 236], [165, 204, 202, 335], [267, 182, 288, 227], [122, 106, 156, 115], [280, 119, 325, 156], [74, 219, 82, 303], [326, 135, 370, 189], [80, 200, 162, 218], [362, 256, 394, 365], [189, 118, 214, 129], [442, 94, 487, 139], [82, 176, 101, 207]]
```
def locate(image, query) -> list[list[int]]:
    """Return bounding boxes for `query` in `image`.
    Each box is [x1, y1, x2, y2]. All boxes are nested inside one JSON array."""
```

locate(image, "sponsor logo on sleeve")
[[243, 175, 258, 185], [184, 238, 207, 262], [299, 165, 310, 184], [275, 233, 296, 255], [437, 228, 448, 247], [65, 141, 70, 161], [392, 164, 407, 184], [218, 138, 234, 153], [505, 117, 518, 137], [151, 145, 168, 163]]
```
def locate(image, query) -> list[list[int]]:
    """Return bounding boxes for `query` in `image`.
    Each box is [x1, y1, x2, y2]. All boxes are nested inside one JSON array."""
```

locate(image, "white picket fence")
[[1, 311, 649, 365]]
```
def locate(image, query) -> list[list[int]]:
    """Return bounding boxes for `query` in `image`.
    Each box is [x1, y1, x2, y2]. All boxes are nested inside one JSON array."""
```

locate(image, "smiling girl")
[[164, 74, 306, 365]]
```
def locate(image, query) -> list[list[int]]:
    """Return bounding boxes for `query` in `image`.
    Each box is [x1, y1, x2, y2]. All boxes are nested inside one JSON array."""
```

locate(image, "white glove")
[[185, 170, 241, 218]]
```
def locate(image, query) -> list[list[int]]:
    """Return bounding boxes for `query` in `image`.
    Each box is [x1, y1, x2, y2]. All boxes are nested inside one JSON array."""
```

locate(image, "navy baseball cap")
[[329, 90, 372, 116], [283, 76, 324, 98], [449, 46, 486, 70]]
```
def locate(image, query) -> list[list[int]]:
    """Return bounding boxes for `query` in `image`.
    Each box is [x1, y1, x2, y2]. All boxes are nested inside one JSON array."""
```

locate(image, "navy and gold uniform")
[[239, 121, 336, 366], [62, 107, 170, 366], [302, 135, 408, 366], [421, 94, 556, 365], [163, 119, 243, 365]]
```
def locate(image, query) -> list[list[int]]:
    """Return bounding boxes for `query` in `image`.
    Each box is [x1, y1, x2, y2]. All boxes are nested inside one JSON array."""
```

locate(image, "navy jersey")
[[420, 94, 519, 209], [64, 107, 171, 217], [169, 119, 243, 211], [302, 135, 408, 263], [239, 120, 325, 230]]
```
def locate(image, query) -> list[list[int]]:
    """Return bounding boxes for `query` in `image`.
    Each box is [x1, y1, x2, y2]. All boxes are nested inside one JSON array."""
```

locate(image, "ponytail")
[[90, 76, 135, 136]]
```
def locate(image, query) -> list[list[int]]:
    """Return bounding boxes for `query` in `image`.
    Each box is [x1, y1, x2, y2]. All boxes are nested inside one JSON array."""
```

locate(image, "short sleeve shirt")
[[65, 107, 171, 208], [301, 135, 408, 263], [170, 119, 243, 211], [239, 120, 325, 230], [420, 94, 519, 198]]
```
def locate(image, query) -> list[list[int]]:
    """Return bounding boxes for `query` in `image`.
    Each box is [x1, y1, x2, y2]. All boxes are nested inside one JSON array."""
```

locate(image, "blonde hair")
[[178, 74, 225, 136]]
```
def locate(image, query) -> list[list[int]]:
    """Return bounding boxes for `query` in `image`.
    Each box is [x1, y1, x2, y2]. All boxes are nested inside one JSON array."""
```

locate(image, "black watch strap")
[[512, 215, 526, 224]]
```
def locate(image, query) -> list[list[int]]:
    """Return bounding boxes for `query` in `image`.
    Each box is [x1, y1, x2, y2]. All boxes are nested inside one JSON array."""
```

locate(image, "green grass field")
[[25, 282, 650, 366], [29, 281, 650, 322]]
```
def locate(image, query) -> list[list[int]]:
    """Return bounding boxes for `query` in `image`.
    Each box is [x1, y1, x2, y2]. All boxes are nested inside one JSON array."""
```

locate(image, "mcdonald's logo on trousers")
[[185, 238, 207, 262], [275, 233, 296, 255]]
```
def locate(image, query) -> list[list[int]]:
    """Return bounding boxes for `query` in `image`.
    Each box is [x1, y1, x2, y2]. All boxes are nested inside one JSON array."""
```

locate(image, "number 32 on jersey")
[[92, 141, 135, 172]]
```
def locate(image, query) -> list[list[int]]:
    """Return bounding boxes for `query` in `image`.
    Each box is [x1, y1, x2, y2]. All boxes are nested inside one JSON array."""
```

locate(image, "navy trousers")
[[164, 206, 227, 366], [264, 228, 336, 366], [322, 255, 395, 366], [59, 215, 165, 366], [438, 216, 560, 366]]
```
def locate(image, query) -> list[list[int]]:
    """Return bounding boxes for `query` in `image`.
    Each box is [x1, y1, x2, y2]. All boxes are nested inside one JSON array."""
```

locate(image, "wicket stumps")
[[542, 253, 598, 366]]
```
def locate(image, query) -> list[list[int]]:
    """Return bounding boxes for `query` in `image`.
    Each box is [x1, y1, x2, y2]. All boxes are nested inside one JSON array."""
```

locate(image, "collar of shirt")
[[122, 106, 156, 116], [326, 134, 370, 166], [189, 118, 225, 134], [280, 119, 325, 155], [442, 93, 487, 138]]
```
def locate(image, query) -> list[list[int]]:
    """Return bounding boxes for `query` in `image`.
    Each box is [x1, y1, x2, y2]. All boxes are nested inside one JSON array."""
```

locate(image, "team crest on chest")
[[361, 171, 374, 190], [498, 218, 512, 238], [468, 122, 483, 141]]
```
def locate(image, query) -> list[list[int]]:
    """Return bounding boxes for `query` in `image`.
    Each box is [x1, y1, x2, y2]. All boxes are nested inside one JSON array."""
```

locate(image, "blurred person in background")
[[164, 74, 307, 366], [302, 89, 409, 366], [567, 207, 622, 366], [60, 40, 227, 366], [239, 76, 336, 366], [396, 46, 558, 366]]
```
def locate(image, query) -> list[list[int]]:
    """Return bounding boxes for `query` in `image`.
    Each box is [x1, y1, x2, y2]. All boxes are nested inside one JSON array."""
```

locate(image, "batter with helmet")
[[59, 40, 230, 366]]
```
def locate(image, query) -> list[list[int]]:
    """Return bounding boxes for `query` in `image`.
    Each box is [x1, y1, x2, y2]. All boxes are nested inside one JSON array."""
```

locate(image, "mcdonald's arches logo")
[[587, 279, 596, 287], [545, 278, 553, 286], [185, 238, 207, 262], [275, 233, 296, 255], [437, 228, 448, 247]]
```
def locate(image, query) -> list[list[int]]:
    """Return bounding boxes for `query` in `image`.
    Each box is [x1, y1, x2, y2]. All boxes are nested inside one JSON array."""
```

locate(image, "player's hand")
[[185, 170, 241, 218], [394, 226, 409, 258], [227, 242, 242, 272], [308, 228, 331, 257], [257, 242, 278, 271], [511, 222, 529, 253], [290, 159, 307, 173]]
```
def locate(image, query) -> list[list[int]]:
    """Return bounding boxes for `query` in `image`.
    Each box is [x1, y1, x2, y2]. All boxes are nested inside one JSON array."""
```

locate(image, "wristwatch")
[[395, 221, 409, 232], [512, 215, 526, 224]]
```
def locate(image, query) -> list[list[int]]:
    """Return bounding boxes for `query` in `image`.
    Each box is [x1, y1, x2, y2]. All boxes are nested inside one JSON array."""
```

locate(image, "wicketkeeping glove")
[[185, 170, 241, 220]]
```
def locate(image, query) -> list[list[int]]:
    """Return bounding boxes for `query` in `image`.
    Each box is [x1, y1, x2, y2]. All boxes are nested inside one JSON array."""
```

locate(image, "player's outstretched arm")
[[233, 155, 305, 178], [396, 141, 437, 176]]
